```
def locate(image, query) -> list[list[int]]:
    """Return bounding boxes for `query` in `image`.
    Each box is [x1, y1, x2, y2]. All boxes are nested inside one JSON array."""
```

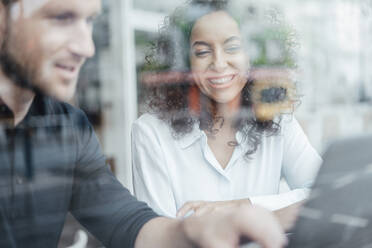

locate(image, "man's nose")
[[69, 21, 95, 59]]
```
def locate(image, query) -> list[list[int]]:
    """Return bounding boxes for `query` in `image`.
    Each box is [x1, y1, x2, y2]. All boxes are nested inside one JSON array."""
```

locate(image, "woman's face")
[[190, 11, 249, 105]]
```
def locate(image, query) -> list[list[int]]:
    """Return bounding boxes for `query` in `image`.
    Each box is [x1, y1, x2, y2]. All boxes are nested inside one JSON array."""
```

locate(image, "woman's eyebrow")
[[192, 41, 211, 48], [224, 36, 241, 44]]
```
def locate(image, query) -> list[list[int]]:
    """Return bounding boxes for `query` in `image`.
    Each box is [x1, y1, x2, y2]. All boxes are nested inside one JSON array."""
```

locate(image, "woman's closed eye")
[[194, 49, 212, 57], [225, 45, 242, 54]]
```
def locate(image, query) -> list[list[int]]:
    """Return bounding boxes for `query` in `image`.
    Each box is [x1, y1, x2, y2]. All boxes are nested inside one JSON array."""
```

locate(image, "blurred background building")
[[61, 0, 372, 246]]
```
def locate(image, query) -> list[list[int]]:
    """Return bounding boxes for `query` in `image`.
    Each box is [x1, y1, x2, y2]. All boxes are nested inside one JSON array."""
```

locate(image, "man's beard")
[[0, 45, 33, 89], [0, 37, 44, 96]]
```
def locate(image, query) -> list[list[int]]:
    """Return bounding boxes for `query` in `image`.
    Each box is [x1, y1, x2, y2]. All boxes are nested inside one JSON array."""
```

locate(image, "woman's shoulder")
[[133, 113, 172, 136], [280, 115, 301, 131], [277, 115, 308, 142], [135, 112, 162, 124]]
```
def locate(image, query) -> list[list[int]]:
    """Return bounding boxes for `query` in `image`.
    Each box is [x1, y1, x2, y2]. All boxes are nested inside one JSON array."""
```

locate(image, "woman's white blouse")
[[132, 113, 322, 217]]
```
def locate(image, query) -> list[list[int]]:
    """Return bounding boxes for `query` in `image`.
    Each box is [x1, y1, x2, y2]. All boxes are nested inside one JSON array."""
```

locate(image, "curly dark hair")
[[144, 0, 287, 157]]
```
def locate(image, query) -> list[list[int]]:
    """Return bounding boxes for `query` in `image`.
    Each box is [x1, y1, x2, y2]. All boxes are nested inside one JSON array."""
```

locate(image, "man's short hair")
[[2, 0, 13, 6]]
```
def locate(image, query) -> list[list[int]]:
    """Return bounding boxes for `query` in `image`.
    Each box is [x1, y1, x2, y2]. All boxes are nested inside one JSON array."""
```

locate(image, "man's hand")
[[182, 204, 287, 248], [136, 204, 287, 248], [274, 201, 304, 231], [177, 199, 252, 218]]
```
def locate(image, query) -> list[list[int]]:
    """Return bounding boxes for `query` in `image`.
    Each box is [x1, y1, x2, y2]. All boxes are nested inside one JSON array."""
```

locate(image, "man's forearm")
[[135, 217, 192, 248]]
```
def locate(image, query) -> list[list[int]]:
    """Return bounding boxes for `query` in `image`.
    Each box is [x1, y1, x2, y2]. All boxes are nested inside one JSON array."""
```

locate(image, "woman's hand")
[[273, 200, 304, 231], [177, 199, 252, 218]]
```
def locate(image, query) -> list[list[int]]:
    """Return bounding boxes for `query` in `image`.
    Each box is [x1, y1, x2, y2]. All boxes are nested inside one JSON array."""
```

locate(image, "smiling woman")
[[131, 0, 322, 229], [190, 11, 248, 107]]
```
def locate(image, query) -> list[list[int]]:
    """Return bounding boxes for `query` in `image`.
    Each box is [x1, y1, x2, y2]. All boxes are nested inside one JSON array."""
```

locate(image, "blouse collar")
[[177, 125, 204, 149], [177, 124, 245, 149]]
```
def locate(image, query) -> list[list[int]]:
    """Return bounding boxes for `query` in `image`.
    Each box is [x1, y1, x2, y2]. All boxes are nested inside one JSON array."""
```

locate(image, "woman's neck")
[[0, 69, 35, 126], [214, 94, 242, 128]]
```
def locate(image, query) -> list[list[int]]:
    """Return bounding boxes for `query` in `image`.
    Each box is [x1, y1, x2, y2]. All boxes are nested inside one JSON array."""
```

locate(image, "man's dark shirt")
[[0, 95, 158, 247]]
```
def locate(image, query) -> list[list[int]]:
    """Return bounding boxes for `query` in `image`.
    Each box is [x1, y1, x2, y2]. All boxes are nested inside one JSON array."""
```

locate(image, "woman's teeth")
[[209, 76, 233, 84]]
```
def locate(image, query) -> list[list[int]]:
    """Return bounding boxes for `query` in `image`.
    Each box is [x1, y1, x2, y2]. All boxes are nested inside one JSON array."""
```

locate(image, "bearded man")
[[0, 0, 285, 247]]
